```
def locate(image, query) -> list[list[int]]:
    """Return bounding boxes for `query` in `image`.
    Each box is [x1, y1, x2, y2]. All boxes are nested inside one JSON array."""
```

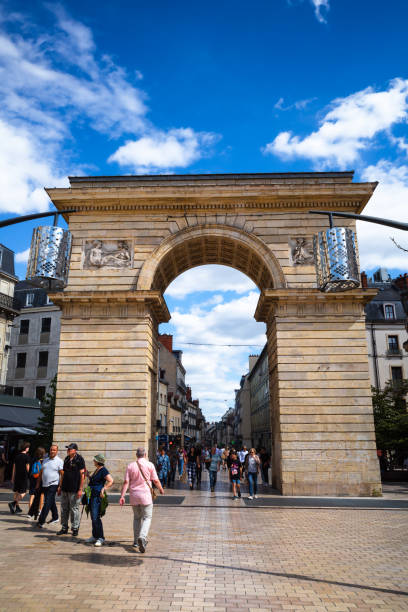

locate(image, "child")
[[228, 450, 242, 500]]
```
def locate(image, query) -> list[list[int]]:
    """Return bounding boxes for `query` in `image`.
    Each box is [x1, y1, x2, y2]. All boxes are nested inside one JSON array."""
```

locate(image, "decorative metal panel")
[[26, 226, 72, 291], [313, 227, 359, 292]]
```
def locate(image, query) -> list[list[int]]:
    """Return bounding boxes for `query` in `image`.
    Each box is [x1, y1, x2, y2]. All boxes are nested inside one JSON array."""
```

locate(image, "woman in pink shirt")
[[119, 447, 164, 553]]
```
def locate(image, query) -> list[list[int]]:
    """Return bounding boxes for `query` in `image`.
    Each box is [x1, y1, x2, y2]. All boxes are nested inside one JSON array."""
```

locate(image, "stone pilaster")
[[49, 290, 169, 487], [256, 289, 382, 496]]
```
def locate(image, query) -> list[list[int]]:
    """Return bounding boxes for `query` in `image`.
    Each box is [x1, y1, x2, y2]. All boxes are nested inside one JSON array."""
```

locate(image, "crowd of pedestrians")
[[155, 443, 269, 500], [5, 439, 270, 554]]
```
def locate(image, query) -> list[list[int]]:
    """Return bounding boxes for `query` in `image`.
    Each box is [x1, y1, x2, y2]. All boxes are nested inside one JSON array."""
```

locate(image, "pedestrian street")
[[1, 470, 408, 612]]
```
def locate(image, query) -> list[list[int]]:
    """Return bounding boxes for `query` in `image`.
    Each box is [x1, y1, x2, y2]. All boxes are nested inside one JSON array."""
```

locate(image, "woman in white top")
[[244, 448, 261, 500]]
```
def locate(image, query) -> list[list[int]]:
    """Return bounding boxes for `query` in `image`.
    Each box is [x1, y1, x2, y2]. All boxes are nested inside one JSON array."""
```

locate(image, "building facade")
[[364, 270, 408, 389], [0, 245, 19, 391], [6, 282, 61, 400], [248, 345, 271, 453]]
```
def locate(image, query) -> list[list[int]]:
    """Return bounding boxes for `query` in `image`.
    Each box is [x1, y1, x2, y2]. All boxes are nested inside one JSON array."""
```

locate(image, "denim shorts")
[[231, 478, 240, 484]]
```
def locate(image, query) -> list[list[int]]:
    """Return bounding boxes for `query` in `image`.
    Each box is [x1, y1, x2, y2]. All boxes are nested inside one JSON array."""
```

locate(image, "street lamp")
[[0, 209, 75, 291], [309, 210, 408, 293]]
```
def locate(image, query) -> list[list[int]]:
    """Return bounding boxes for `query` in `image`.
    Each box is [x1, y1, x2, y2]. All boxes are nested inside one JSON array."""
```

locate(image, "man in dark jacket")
[[56, 443, 85, 536]]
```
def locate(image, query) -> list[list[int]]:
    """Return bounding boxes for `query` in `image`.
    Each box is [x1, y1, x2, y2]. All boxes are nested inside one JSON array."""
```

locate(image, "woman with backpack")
[[27, 447, 45, 520]]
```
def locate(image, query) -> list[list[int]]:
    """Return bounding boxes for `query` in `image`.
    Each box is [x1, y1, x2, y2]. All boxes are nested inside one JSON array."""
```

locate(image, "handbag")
[[137, 460, 158, 501], [81, 485, 91, 506]]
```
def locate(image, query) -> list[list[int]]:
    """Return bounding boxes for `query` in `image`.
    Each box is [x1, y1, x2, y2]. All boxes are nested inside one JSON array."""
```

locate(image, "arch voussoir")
[[136, 224, 286, 293]]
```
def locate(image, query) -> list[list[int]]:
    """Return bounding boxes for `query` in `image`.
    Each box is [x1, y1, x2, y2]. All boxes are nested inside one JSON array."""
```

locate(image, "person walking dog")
[[120, 447, 164, 553]]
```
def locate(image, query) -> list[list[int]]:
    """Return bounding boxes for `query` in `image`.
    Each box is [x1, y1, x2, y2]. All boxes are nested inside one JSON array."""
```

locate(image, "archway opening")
[[156, 263, 274, 487]]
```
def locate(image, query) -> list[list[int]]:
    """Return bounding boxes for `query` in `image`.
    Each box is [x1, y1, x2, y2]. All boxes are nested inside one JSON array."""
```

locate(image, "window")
[[37, 351, 48, 378], [20, 320, 29, 334], [46, 295, 53, 305], [26, 293, 34, 307], [19, 319, 29, 345], [40, 317, 51, 343], [16, 353, 26, 368], [41, 318, 51, 333], [391, 366, 403, 384], [384, 304, 395, 319], [36, 386, 46, 401], [13, 387, 24, 397], [38, 351, 48, 367], [388, 336, 400, 354], [15, 352, 26, 379]]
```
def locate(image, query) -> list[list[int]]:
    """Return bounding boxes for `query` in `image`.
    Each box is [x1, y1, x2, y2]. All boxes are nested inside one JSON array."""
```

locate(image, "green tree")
[[36, 375, 57, 448], [372, 380, 408, 454]]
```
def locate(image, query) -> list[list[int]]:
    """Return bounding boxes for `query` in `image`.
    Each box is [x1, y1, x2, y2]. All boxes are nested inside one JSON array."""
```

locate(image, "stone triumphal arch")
[[47, 172, 381, 496]]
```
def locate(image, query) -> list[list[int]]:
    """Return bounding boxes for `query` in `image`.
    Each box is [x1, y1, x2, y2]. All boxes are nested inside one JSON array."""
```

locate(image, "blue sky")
[[1, 0, 408, 419]]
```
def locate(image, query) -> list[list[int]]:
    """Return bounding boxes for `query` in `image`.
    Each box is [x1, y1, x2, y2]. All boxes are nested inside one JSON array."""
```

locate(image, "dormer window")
[[384, 304, 395, 319], [26, 292, 34, 307]]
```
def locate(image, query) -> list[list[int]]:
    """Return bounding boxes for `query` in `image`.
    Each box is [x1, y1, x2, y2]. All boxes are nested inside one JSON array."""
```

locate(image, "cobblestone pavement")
[[1, 471, 408, 612]]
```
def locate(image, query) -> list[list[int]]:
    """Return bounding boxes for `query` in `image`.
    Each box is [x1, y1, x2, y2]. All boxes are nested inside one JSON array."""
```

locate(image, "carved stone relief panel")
[[83, 240, 133, 269], [289, 237, 314, 266]]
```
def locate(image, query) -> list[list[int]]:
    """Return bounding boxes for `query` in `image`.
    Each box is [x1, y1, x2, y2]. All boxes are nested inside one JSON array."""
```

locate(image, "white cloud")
[[108, 128, 220, 173], [287, 0, 329, 24], [310, 0, 329, 23], [357, 160, 408, 271], [0, 8, 219, 214], [0, 120, 68, 214], [274, 96, 316, 111], [15, 247, 30, 264], [264, 78, 408, 167], [162, 281, 266, 421], [165, 265, 257, 299]]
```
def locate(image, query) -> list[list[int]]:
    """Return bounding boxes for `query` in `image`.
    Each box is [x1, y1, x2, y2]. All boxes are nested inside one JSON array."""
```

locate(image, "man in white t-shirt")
[[36, 444, 64, 528], [238, 447, 248, 463]]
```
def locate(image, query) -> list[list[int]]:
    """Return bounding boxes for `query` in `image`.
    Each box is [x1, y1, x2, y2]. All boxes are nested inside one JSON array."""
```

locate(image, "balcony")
[[387, 348, 403, 357], [177, 379, 187, 392], [0, 292, 18, 316]]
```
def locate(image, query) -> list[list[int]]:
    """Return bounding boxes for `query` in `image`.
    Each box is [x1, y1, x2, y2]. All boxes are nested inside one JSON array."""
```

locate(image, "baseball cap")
[[66, 443, 78, 450]]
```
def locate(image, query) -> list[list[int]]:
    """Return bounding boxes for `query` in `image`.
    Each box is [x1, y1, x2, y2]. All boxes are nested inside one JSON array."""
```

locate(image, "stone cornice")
[[46, 181, 377, 217], [48, 290, 170, 324], [255, 288, 378, 322]]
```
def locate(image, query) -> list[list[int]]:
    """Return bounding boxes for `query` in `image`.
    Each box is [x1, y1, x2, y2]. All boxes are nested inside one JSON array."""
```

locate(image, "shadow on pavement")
[[147, 556, 408, 598], [65, 552, 143, 566]]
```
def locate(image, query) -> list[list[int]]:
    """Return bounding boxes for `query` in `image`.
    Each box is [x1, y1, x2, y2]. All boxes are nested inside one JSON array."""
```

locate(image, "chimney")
[[159, 334, 173, 352], [249, 354, 259, 372], [186, 386, 192, 401], [361, 271, 368, 289], [394, 274, 408, 291], [193, 399, 199, 408]]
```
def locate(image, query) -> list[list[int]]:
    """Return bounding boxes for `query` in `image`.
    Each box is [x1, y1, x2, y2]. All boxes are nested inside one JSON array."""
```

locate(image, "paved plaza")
[[1, 472, 408, 612]]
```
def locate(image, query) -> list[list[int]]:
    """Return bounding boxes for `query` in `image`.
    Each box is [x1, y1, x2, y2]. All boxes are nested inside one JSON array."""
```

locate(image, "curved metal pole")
[[0, 209, 76, 229], [309, 210, 408, 232]]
